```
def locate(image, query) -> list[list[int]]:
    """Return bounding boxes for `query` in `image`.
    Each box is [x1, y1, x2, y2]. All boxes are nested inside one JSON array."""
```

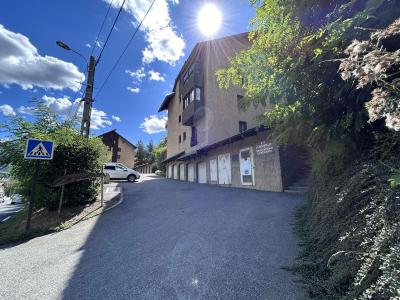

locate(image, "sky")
[[0, 0, 255, 146]]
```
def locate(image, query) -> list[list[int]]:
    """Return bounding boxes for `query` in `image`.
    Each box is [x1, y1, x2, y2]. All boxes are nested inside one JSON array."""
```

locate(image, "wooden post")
[[26, 160, 39, 231], [57, 169, 67, 217]]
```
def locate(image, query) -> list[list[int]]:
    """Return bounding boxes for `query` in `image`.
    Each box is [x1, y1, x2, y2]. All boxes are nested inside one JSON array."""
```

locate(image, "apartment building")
[[158, 33, 307, 192], [98, 129, 137, 168]]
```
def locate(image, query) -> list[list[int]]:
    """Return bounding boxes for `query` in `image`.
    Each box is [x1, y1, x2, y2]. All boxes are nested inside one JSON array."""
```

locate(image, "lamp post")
[[56, 40, 96, 137]]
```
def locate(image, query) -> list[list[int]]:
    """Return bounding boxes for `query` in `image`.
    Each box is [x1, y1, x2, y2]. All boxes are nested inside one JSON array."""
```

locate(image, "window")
[[117, 155, 121, 159], [104, 165, 115, 170], [239, 121, 247, 133], [190, 90, 195, 102], [237, 95, 244, 109], [196, 88, 201, 100], [183, 132, 186, 141], [191, 127, 197, 147], [183, 64, 194, 84], [179, 135, 181, 143], [117, 147, 121, 152], [179, 115, 181, 123]]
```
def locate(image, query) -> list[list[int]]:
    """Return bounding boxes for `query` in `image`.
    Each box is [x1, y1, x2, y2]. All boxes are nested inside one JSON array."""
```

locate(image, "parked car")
[[103, 163, 141, 182]]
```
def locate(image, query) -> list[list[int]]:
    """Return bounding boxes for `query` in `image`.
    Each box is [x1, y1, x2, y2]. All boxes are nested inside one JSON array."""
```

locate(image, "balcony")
[[182, 99, 204, 126]]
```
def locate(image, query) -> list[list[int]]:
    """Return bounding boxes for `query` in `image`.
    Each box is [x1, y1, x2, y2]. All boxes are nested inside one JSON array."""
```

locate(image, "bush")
[[0, 103, 109, 210]]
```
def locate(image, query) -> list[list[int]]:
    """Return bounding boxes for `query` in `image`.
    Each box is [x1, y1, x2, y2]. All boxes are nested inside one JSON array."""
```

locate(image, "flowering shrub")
[[339, 18, 400, 131]]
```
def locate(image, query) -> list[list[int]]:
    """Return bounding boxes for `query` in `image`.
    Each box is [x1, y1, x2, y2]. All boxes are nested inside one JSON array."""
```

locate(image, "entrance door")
[[239, 148, 255, 185], [209, 159, 218, 183], [198, 162, 207, 184], [218, 154, 231, 185], [188, 163, 195, 182], [179, 164, 185, 181]]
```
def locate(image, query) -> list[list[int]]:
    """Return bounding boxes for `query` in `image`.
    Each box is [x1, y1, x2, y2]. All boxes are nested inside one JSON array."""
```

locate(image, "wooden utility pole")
[[80, 55, 96, 137]]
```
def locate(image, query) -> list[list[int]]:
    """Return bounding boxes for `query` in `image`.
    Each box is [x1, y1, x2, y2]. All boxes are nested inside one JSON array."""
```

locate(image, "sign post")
[[24, 139, 54, 230]]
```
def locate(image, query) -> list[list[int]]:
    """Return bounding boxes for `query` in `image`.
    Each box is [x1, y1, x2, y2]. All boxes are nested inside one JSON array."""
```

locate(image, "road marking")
[[2, 216, 11, 222]]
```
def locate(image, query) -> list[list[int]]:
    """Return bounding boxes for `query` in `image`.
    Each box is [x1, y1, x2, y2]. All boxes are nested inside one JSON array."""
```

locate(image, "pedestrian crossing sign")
[[24, 139, 54, 160]]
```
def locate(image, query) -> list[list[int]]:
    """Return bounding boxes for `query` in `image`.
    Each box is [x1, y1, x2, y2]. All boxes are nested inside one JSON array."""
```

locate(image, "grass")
[[0, 200, 106, 247]]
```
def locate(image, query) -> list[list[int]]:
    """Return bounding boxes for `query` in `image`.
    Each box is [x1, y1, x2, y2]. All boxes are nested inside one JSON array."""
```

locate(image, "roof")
[[158, 32, 249, 112], [98, 129, 137, 149]]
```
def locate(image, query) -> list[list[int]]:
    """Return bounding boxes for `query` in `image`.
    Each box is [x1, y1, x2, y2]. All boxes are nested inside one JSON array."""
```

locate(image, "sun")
[[198, 3, 222, 36]]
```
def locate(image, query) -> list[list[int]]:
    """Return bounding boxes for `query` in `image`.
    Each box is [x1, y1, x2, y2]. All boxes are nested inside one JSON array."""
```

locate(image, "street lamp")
[[56, 40, 88, 67], [56, 40, 96, 137]]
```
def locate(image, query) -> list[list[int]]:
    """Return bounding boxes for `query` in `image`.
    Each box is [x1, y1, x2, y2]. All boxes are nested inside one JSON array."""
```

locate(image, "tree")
[[146, 140, 155, 163], [135, 140, 147, 165], [0, 101, 109, 209], [152, 138, 167, 172]]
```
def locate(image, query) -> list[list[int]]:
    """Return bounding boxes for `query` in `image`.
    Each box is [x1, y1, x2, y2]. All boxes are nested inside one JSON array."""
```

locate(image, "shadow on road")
[[61, 176, 305, 300]]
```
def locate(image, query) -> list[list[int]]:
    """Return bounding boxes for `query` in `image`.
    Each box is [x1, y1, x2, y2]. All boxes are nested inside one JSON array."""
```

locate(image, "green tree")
[[0, 101, 109, 209], [135, 140, 147, 165], [146, 140, 155, 163], [152, 138, 167, 172]]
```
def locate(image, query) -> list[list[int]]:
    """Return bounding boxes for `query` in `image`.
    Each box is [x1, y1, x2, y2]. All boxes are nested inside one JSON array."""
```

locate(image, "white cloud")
[[148, 70, 165, 82], [112, 115, 122, 122], [0, 104, 16, 116], [127, 86, 140, 93], [18, 106, 35, 115], [86, 43, 92, 48], [140, 115, 167, 134], [125, 67, 146, 83], [104, 0, 185, 65], [0, 24, 85, 92]]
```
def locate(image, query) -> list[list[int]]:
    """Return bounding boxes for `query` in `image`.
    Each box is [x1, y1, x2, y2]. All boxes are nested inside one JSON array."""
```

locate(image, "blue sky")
[[0, 0, 254, 146]]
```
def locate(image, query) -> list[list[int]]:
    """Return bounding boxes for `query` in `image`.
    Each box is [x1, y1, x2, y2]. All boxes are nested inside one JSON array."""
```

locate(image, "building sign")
[[255, 141, 273, 155]]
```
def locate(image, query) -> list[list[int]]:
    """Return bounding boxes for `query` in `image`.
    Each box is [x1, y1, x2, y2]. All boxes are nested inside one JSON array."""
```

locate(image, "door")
[[179, 164, 185, 181], [198, 162, 207, 184], [218, 153, 231, 185], [239, 148, 255, 185], [209, 159, 218, 183], [188, 163, 195, 182], [168, 165, 173, 178], [173, 165, 179, 179]]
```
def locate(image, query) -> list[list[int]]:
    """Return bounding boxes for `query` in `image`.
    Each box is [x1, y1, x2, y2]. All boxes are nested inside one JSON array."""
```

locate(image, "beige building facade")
[[159, 33, 307, 192], [99, 130, 136, 168]]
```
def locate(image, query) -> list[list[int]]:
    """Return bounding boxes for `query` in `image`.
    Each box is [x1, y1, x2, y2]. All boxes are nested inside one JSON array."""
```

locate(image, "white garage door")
[[168, 165, 173, 178], [173, 165, 179, 180], [198, 162, 207, 184], [188, 163, 195, 182], [179, 164, 185, 181], [209, 159, 218, 183], [218, 153, 231, 185]]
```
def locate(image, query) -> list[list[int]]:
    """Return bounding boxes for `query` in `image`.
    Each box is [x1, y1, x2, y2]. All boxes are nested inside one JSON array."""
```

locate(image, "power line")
[[96, 0, 127, 64], [91, 0, 115, 58], [94, 0, 157, 100]]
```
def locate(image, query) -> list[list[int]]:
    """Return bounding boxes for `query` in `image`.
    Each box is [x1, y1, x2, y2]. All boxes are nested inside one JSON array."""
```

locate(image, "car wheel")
[[127, 174, 136, 182]]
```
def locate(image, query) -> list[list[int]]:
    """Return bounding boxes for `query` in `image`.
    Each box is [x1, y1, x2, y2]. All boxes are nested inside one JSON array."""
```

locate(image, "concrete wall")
[[166, 131, 283, 192]]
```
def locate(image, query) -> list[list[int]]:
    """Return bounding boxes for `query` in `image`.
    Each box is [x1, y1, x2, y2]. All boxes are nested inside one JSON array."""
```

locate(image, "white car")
[[103, 163, 141, 182]]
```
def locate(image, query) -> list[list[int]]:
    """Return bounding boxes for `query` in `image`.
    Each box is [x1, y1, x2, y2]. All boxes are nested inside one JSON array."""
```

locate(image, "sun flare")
[[198, 3, 222, 36]]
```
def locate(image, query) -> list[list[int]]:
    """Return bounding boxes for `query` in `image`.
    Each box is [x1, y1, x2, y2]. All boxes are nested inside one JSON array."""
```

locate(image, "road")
[[0, 202, 23, 222], [0, 175, 305, 300]]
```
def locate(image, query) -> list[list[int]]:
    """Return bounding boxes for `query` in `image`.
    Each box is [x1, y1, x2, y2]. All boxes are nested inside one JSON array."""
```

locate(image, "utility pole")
[[81, 55, 97, 137]]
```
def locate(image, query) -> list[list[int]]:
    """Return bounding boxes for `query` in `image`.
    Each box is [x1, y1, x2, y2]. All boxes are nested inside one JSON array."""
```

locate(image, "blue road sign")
[[24, 139, 54, 160]]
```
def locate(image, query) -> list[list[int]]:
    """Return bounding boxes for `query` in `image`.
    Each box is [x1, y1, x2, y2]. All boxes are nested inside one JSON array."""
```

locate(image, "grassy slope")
[[295, 133, 400, 299]]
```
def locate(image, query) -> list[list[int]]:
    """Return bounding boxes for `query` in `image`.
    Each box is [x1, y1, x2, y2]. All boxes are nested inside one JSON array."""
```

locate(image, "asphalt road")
[[0, 175, 305, 300], [0, 202, 24, 222]]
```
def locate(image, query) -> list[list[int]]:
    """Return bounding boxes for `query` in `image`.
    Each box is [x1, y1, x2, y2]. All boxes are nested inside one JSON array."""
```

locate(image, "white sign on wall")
[[255, 141, 274, 155]]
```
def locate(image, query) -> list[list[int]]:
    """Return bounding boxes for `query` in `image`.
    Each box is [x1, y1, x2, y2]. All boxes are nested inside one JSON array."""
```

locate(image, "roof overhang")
[[158, 92, 176, 112], [162, 151, 185, 164]]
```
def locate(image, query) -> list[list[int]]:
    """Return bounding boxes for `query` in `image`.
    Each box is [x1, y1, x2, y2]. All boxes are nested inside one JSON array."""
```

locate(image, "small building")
[[98, 129, 136, 168], [158, 33, 308, 192]]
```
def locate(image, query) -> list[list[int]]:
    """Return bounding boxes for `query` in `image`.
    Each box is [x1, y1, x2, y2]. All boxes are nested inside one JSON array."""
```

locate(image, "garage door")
[[168, 165, 173, 178], [179, 164, 185, 181], [173, 165, 179, 180], [218, 153, 231, 185], [198, 162, 207, 184], [209, 159, 218, 183], [188, 163, 195, 182]]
